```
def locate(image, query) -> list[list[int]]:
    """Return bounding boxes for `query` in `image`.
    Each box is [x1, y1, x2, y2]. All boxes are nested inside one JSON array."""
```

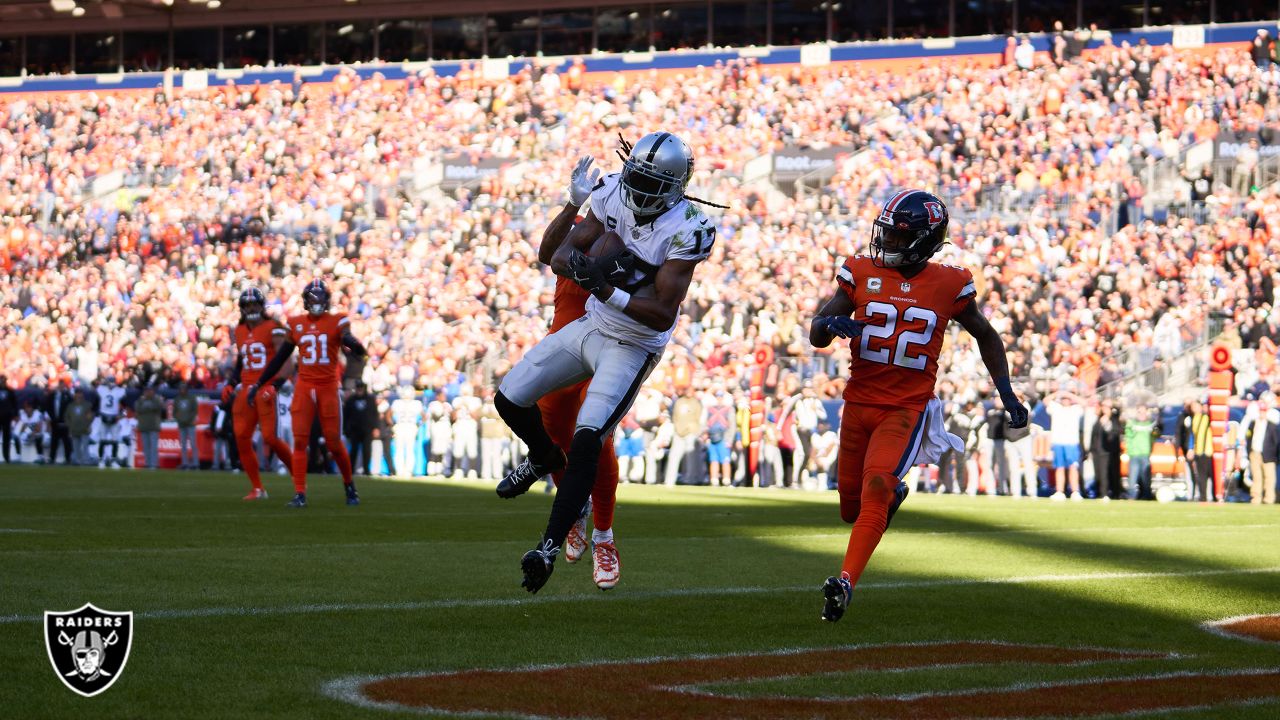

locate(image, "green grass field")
[[1, 466, 1278, 719]]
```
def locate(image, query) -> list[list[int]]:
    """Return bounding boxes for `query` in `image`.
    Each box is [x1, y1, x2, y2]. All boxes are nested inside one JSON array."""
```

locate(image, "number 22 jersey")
[[835, 255, 976, 412]]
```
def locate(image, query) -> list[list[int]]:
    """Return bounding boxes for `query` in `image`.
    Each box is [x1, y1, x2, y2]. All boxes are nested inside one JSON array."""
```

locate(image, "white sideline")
[[2, 565, 1277, 626], [2, 522, 1274, 557]]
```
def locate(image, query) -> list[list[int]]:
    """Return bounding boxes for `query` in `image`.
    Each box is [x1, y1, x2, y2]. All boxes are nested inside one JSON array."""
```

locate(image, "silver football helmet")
[[620, 132, 693, 215]]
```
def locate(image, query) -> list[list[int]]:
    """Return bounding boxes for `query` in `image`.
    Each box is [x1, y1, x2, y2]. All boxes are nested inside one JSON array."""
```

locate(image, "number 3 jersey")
[[835, 255, 976, 412], [233, 320, 288, 387], [285, 313, 350, 386], [586, 172, 716, 352]]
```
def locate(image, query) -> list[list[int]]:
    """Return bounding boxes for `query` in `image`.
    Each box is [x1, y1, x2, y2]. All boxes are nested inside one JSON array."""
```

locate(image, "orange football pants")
[[291, 381, 353, 493], [538, 378, 618, 532], [233, 385, 293, 490], [836, 402, 924, 588]]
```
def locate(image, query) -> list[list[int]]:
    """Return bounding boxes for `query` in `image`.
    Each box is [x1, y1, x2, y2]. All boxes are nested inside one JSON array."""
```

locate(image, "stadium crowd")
[[1, 35, 1278, 501]]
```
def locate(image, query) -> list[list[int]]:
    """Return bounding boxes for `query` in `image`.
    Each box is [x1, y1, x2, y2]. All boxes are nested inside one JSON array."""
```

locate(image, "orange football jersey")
[[234, 320, 287, 386], [835, 255, 976, 412], [286, 313, 350, 386], [550, 276, 589, 333]]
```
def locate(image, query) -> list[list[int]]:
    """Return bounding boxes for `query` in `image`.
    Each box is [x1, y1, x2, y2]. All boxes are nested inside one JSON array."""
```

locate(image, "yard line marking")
[[0, 528, 50, 533], [1, 565, 1276, 625], [0, 523, 1273, 557], [1202, 613, 1280, 646]]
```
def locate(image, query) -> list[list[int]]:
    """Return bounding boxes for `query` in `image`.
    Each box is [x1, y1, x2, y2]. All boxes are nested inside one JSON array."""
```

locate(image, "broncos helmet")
[[620, 131, 694, 215], [302, 280, 330, 316], [238, 288, 266, 323], [870, 189, 950, 268]]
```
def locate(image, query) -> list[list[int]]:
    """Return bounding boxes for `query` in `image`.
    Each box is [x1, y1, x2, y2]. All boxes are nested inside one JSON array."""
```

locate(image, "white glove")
[[568, 155, 600, 207]]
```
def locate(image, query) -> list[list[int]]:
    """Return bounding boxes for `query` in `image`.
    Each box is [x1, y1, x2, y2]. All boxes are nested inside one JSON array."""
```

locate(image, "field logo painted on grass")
[[324, 641, 1280, 718], [1204, 613, 1280, 645], [44, 603, 133, 698]]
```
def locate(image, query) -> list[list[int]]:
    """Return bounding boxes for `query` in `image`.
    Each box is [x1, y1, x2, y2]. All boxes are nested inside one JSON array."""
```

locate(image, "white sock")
[[592, 528, 614, 545]]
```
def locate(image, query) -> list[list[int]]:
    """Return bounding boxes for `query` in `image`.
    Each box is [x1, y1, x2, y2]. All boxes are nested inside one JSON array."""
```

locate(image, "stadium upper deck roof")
[[2, 0, 653, 33]]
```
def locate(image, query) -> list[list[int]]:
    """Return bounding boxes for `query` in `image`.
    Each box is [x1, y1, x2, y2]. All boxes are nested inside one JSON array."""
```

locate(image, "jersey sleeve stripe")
[[337, 317, 351, 328], [955, 281, 976, 300], [270, 328, 287, 335], [837, 266, 854, 284]]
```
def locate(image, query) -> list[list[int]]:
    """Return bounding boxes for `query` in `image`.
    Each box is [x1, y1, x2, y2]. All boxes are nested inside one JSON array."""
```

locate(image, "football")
[[589, 230, 626, 258]]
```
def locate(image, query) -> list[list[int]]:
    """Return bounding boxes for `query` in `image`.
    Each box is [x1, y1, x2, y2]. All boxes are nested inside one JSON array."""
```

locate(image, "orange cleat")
[[592, 540, 620, 590], [242, 488, 269, 501]]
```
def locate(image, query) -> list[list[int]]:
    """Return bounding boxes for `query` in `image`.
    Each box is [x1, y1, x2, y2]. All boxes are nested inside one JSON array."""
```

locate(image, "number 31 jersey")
[[835, 255, 976, 412], [285, 313, 350, 386], [234, 320, 288, 387]]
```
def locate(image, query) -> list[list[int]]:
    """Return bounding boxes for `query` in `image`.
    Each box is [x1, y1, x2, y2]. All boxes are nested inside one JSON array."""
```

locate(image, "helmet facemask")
[[621, 158, 683, 214]]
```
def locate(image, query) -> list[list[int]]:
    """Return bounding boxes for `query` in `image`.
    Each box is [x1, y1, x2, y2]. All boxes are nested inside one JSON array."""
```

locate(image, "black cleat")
[[497, 449, 566, 499], [884, 483, 910, 531], [345, 482, 360, 506], [520, 541, 558, 594], [821, 574, 853, 622], [286, 492, 307, 509]]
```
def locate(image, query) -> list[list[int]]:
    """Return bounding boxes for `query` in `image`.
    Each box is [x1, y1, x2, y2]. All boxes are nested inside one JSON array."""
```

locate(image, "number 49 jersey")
[[285, 313, 350, 386], [234, 320, 288, 387], [835, 255, 976, 412]]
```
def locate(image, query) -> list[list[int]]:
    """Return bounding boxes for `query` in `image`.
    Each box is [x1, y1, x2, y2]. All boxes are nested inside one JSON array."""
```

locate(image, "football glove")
[[221, 385, 235, 404], [994, 377, 1029, 429], [246, 383, 261, 405], [816, 315, 865, 339], [568, 156, 600, 207], [595, 249, 638, 285], [567, 249, 609, 296]]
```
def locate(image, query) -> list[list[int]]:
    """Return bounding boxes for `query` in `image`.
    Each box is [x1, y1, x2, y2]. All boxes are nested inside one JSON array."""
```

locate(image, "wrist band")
[[606, 288, 631, 310]]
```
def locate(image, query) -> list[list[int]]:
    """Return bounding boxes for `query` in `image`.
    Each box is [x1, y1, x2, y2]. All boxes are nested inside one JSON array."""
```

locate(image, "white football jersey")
[[587, 172, 716, 351], [391, 398, 423, 427], [97, 386, 126, 419]]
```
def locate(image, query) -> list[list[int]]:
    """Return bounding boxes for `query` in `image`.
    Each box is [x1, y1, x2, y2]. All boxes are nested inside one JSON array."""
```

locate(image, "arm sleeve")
[[951, 268, 978, 314], [835, 261, 856, 300]]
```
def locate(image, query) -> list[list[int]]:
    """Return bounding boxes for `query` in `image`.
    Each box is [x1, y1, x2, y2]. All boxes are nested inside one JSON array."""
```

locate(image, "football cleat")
[[592, 540, 620, 590], [242, 488, 269, 501], [286, 492, 307, 509], [345, 483, 360, 506], [496, 449, 566, 499], [520, 541, 558, 594], [884, 483, 911, 531], [565, 500, 591, 564], [821, 574, 853, 623]]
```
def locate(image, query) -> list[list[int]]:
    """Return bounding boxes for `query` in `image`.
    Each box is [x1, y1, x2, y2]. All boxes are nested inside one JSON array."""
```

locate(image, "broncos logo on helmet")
[[238, 288, 266, 324], [302, 280, 331, 316], [870, 189, 950, 268]]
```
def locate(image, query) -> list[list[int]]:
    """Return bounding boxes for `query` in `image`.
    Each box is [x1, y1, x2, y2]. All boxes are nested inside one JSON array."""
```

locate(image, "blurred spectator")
[[392, 386, 425, 478], [810, 420, 839, 490], [173, 383, 200, 470], [706, 388, 735, 487], [343, 381, 378, 475], [134, 386, 165, 469], [67, 390, 94, 465], [15, 399, 48, 461], [1186, 400, 1216, 501], [1047, 390, 1086, 500], [1124, 405, 1157, 500], [1089, 400, 1124, 500], [939, 400, 978, 494], [666, 387, 705, 486], [1242, 392, 1278, 504], [0, 375, 15, 463], [44, 378, 73, 465]]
